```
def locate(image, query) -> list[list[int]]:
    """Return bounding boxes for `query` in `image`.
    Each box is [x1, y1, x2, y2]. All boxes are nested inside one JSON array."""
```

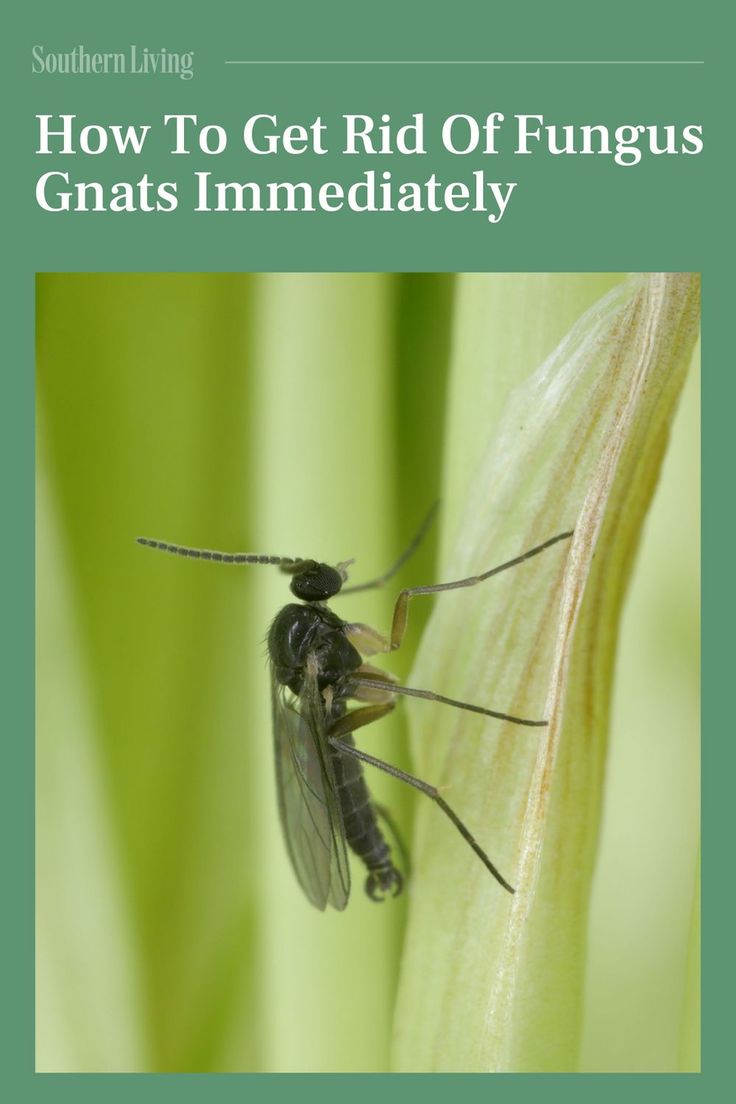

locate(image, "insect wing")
[[271, 662, 351, 910]]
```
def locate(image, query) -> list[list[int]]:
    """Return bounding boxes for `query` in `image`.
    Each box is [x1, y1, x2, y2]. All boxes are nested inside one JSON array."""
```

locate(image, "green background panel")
[[2, 0, 722, 1096]]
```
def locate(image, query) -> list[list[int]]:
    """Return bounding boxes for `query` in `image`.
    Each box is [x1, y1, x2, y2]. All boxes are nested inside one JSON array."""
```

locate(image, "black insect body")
[[137, 518, 573, 911], [268, 602, 362, 696], [267, 595, 403, 904]]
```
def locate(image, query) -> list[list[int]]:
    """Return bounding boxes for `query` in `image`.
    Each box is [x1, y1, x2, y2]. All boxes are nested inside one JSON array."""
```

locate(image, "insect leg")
[[328, 702, 396, 740], [387, 529, 574, 650], [339, 502, 439, 596], [345, 623, 391, 656], [373, 802, 411, 876], [328, 736, 514, 893], [350, 675, 547, 727]]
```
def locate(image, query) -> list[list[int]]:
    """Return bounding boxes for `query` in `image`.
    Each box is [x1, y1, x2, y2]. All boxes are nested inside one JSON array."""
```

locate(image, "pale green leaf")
[[392, 273, 700, 1072]]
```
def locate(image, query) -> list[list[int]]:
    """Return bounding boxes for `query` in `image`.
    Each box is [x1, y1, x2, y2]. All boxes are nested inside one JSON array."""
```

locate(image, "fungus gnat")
[[137, 511, 573, 910]]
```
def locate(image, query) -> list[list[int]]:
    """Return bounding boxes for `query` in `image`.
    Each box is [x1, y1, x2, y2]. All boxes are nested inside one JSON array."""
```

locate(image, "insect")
[[137, 512, 572, 910]]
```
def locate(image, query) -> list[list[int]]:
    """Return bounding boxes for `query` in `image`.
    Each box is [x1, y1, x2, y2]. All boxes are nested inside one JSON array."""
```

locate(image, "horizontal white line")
[[224, 59, 705, 66]]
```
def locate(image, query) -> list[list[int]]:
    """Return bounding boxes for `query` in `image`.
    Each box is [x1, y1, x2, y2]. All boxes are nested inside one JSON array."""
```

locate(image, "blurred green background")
[[36, 273, 699, 1072]]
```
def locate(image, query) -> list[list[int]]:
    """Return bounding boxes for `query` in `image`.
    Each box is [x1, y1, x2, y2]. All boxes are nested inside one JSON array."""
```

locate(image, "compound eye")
[[290, 563, 343, 601]]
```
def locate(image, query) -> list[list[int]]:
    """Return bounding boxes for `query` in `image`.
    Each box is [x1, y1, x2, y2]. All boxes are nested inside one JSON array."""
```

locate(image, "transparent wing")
[[271, 660, 351, 911]]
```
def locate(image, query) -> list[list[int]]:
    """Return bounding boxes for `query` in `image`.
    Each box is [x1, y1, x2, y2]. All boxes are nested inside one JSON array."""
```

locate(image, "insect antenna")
[[339, 501, 439, 595], [136, 537, 305, 568]]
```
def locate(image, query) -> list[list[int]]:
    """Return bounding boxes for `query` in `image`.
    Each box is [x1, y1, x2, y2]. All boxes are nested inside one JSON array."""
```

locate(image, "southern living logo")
[[31, 45, 195, 80]]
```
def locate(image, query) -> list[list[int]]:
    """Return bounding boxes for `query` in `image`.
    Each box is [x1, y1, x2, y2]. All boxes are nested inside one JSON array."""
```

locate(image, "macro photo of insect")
[[36, 272, 700, 1073]]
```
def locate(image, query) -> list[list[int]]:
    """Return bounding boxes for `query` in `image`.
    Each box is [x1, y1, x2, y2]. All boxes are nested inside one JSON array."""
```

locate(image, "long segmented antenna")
[[136, 537, 304, 567], [340, 501, 439, 595]]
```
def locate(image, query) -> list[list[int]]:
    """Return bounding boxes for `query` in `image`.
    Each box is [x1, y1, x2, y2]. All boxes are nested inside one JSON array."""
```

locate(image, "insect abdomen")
[[330, 735, 403, 901]]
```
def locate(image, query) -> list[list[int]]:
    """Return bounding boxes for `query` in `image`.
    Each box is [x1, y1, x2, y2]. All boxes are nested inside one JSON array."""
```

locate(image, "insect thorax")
[[268, 603, 362, 696]]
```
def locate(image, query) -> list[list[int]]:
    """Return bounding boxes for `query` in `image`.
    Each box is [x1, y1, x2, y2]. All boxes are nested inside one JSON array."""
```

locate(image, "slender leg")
[[346, 667, 396, 704], [339, 502, 439, 596], [373, 801, 411, 876], [345, 622, 391, 657], [388, 529, 574, 650], [355, 662, 397, 683], [327, 701, 395, 740], [349, 674, 547, 727], [328, 736, 514, 894]]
